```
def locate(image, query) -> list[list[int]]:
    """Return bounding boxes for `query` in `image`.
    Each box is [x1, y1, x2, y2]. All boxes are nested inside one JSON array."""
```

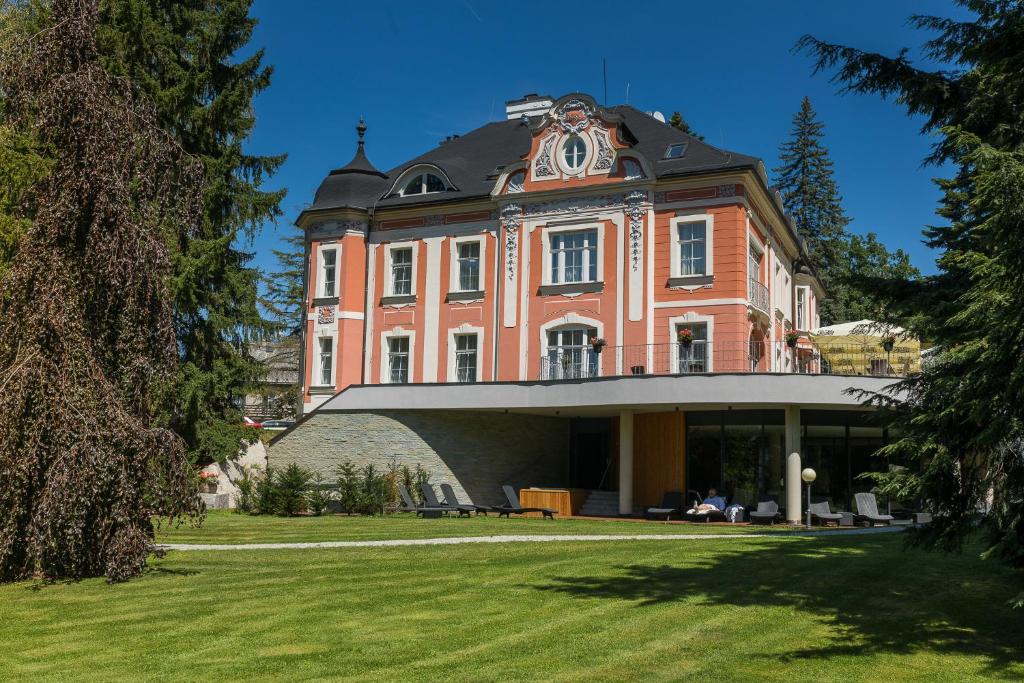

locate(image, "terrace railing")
[[537, 340, 917, 381]]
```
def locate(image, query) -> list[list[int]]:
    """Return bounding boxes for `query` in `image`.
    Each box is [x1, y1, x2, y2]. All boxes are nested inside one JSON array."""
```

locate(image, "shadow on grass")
[[533, 536, 1024, 677]]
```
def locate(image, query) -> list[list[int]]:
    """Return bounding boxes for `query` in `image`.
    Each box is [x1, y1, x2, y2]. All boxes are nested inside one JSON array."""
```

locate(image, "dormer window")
[[664, 143, 687, 159], [400, 172, 447, 196], [562, 136, 587, 171]]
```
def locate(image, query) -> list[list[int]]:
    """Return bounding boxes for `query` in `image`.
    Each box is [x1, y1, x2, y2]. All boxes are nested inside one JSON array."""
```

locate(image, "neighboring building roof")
[[812, 320, 906, 336], [304, 99, 765, 214]]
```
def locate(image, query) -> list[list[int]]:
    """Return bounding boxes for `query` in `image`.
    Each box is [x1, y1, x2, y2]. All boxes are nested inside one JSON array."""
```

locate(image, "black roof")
[[307, 104, 762, 213]]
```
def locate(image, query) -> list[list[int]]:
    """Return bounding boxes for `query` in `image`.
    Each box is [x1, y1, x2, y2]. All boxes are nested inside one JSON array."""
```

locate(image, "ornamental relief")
[[534, 135, 557, 178], [317, 306, 335, 324], [591, 126, 613, 172], [500, 203, 522, 281]]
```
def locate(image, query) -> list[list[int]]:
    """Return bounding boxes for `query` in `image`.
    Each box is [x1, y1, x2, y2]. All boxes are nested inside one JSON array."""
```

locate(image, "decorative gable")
[[526, 94, 626, 185]]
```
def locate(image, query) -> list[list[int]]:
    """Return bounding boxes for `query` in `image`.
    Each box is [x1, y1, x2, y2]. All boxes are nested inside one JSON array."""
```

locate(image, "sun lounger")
[[398, 484, 448, 519], [495, 485, 556, 519], [420, 482, 471, 517], [748, 500, 780, 525], [854, 492, 895, 526], [809, 501, 844, 526], [440, 483, 492, 516], [646, 491, 683, 520]]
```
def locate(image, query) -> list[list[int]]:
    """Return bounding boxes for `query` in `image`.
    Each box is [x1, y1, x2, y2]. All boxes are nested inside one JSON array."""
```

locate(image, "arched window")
[[562, 135, 587, 171], [400, 172, 447, 196], [544, 327, 598, 380]]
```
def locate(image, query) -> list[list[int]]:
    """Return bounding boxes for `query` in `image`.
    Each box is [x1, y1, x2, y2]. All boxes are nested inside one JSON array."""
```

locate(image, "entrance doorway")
[[569, 418, 613, 490]]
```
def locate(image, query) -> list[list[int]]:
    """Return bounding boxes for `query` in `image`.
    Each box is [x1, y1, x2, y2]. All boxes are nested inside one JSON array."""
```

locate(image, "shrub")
[[359, 464, 388, 515], [336, 461, 361, 515], [254, 465, 278, 515], [234, 467, 258, 514], [275, 463, 313, 517], [306, 473, 332, 516]]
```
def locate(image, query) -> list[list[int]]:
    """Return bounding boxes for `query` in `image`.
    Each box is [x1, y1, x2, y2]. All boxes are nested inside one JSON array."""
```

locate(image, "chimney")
[[505, 93, 554, 120]]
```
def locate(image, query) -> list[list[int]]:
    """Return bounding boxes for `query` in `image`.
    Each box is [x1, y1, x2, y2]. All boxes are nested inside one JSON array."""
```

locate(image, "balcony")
[[748, 278, 770, 316], [538, 340, 917, 381]]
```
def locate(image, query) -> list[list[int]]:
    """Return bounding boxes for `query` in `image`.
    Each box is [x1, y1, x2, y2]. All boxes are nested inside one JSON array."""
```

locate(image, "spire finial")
[[356, 117, 366, 151]]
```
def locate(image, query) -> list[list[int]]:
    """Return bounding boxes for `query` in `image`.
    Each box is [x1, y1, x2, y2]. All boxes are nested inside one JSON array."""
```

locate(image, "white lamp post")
[[801, 467, 817, 528]]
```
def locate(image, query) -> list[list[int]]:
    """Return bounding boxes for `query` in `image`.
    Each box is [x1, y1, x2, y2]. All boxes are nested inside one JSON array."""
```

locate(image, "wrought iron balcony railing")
[[748, 278, 770, 315]]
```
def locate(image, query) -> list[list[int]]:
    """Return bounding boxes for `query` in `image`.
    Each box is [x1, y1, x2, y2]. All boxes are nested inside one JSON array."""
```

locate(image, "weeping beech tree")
[[0, 0, 203, 582]]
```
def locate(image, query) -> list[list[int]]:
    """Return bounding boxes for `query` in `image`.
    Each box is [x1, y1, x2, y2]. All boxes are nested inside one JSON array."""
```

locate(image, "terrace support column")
[[618, 410, 634, 515], [785, 405, 802, 524]]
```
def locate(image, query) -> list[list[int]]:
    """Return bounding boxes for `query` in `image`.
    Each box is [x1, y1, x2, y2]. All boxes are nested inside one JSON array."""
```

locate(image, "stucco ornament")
[[534, 135, 557, 178], [556, 98, 593, 134], [500, 203, 522, 281], [318, 306, 335, 324], [592, 126, 613, 171], [626, 190, 648, 271]]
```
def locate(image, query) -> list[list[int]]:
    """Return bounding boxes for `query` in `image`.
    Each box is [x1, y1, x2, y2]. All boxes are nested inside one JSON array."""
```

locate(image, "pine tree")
[[774, 97, 918, 323], [96, 0, 286, 465], [773, 98, 849, 293], [800, 0, 1024, 592], [258, 225, 305, 416], [668, 111, 704, 140]]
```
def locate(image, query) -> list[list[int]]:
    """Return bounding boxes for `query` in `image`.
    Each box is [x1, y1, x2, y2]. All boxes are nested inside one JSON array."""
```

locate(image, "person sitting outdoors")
[[694, 487, 726, 513]]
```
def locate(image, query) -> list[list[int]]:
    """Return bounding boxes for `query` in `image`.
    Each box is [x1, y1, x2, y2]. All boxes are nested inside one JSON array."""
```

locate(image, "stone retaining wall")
[[267, 410, 570, 506]]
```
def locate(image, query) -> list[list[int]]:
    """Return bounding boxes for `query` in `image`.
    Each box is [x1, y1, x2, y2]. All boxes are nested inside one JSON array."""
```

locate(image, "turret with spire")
[[330, 118, 386, 177]]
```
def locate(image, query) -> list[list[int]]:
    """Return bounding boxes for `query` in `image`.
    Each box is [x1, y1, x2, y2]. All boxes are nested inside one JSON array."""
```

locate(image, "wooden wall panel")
[[518, 488, 589, 517], [632, 412, 686, 508]]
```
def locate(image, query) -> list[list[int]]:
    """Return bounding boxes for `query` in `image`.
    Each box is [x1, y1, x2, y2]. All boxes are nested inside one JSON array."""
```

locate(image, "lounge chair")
[[809, 501, 844, 526], [854, 492, 895, 526], [420, 482, 471, 517], [398, 484, 448, 519], [495, 485, 556, 519], [646, 491, 684, 520], [440, 483, 491, 516], [748, 500, 780, 525]]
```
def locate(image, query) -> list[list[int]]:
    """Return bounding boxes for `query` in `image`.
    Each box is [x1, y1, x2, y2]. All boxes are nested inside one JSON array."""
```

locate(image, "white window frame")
[[384, 242, 417, 298], [379, 329, 416, 384], [748, 240, 764, 284], [561, 135, 588, 173], [542, 223, 604, 286], [313, 333, 336, 387], [667, 314, 714, 372], [316, 244, 339, 298], [670, 213, 714, 279], [446, 324, 484, 382], [448, 235, 486, 293], [795, 286, 810, 330], [539, 314, 604, 379]]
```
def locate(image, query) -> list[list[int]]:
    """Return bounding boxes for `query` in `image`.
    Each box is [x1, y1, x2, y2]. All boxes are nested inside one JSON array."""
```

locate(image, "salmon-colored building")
[[273, 94, 898, 523]]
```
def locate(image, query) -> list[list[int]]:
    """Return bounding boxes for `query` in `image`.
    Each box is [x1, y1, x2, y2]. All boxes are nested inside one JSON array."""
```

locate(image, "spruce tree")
[[258, 225, 305, 416], [668, 111, 704, 140], [800, 0, 1024, 592], [773, 97, 849, 309], [96, 0, 285, 464], [774, 97, 918, 323]]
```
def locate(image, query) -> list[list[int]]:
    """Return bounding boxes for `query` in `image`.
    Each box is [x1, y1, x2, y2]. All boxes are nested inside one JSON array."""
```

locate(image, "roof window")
[[664, 143, 688, 159], [400, 173, 447, 196]]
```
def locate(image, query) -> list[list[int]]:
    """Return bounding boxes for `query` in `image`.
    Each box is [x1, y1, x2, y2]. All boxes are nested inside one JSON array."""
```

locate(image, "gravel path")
[[160, 525, 906, 551]]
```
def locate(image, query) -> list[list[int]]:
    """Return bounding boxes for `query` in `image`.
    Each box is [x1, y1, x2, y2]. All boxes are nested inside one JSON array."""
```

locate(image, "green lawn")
[[3, 518, 1023, 681], [155, 510, 782, 544]]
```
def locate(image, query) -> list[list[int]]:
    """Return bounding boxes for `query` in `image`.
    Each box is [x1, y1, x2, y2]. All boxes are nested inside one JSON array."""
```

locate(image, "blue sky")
[[244, 0, 971, 277]]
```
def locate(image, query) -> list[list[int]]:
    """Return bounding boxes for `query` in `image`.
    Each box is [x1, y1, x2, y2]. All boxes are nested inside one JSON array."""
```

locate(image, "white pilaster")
[[422, 237, 443, 382]]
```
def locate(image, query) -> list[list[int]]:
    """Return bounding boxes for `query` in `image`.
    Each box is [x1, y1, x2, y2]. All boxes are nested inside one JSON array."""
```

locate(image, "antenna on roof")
[[625, 82, 630, 105]]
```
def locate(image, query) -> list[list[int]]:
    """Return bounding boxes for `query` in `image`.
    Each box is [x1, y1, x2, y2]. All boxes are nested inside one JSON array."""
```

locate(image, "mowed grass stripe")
[[2, 530, 1022, 681]]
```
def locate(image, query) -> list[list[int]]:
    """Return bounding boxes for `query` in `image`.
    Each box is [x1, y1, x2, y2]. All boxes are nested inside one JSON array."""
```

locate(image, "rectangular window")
[[550, 230, 598, 284], [454, 334, 477, 382], [749, 248, 762, 283], [318, 337, 333, 385], [321, 249, 337, 297], [391, 247, 413, 296], [388, 336, 409, 384], [677, 222, 707, 276], [457, 242, 480, 291], [677, 323, 708, 373], [796, 289, 807, 330]]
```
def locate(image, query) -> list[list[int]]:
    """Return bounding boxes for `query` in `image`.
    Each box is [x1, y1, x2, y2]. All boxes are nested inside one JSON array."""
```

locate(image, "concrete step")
[[578, 490, 620, 516]]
